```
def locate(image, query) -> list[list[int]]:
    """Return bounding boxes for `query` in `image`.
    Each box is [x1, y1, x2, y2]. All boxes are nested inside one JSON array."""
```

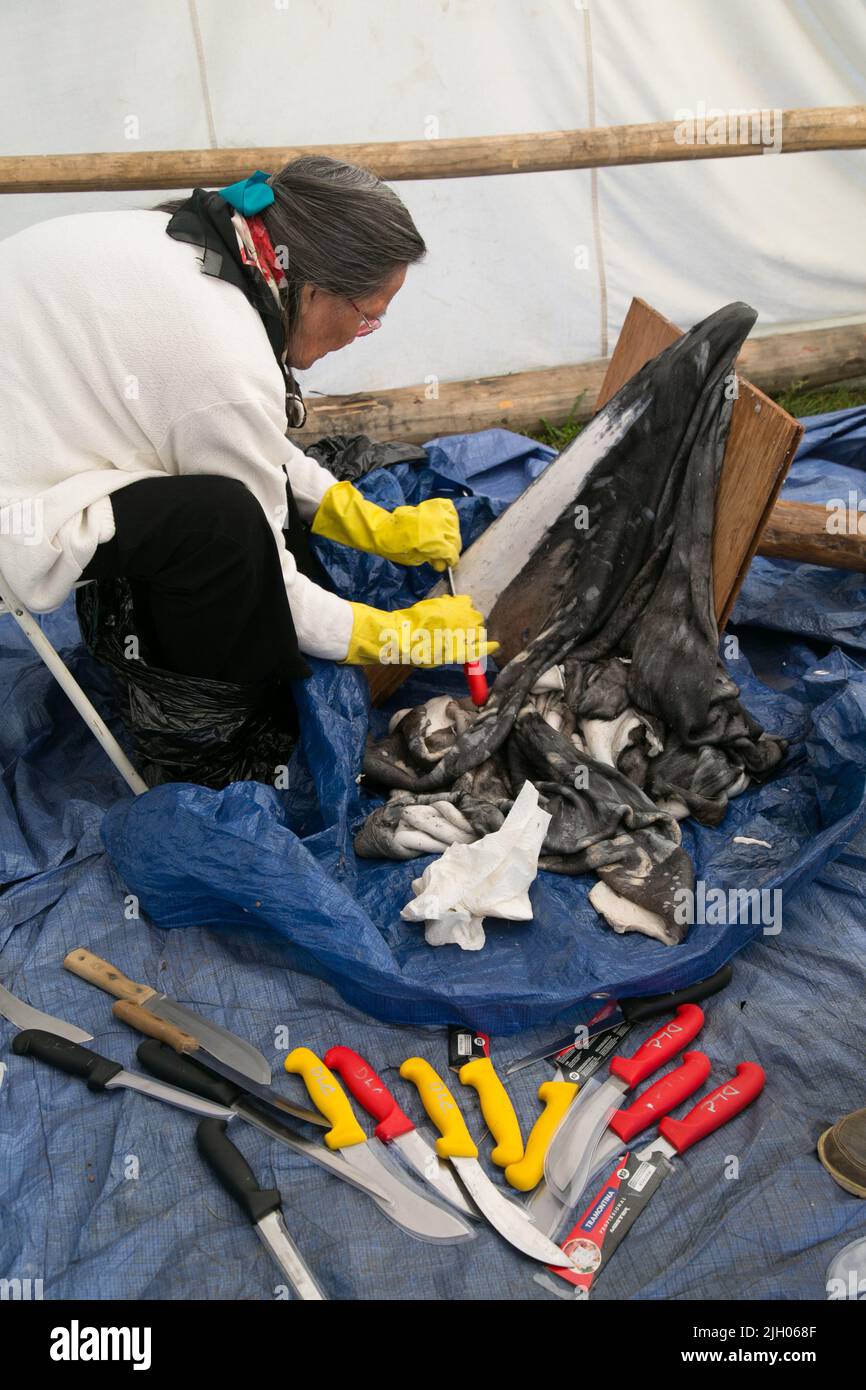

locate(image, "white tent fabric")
[[1, 0, 864, 397]]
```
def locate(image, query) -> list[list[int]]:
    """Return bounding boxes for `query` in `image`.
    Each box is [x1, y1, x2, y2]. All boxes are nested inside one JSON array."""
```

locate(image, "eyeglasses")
[[347, 297, 382, 337]]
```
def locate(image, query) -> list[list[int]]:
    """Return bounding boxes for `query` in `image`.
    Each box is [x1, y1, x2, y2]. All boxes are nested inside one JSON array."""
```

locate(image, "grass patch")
[[770, 378, 866, 419], [528, 378, 866, 451]]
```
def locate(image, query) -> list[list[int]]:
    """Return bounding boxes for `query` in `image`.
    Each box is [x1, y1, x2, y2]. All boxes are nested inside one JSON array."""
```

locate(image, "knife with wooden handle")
[[64, 947, 325, 1128], [64, 947, 271, 1082]]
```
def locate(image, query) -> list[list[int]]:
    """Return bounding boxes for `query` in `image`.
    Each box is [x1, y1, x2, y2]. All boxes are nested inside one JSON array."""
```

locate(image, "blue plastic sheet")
[[2, 415, 866, 1301], [98, 427, 866, 1033]]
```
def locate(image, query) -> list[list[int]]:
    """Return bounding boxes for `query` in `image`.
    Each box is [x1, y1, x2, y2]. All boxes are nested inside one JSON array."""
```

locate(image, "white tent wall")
[[0, 0, 864, 399]]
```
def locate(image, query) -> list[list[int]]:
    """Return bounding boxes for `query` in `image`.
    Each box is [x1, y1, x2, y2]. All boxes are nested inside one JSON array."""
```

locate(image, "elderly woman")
[[0, 157, 494, 774]]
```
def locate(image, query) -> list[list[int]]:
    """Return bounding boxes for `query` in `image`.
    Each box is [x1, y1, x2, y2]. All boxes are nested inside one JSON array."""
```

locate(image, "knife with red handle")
[[610, 1050, 712, 1142], [579, 1050, 712, 1189], [550, 1062, 766, 1296], [544, 1003, 705, 1205], [323, 1045, 478, 1219], [608, 1003, 706, 1088], [656, 1061, 766, 1152]]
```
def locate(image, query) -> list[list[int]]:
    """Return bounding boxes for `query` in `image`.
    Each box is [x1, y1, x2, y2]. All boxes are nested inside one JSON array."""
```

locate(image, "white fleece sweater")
[[0, 209, 354, 660]]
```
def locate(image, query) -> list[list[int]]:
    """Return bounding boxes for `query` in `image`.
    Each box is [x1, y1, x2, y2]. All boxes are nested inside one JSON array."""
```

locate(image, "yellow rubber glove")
[[343, 595, 499, 668], [312, 480, 461, 571]]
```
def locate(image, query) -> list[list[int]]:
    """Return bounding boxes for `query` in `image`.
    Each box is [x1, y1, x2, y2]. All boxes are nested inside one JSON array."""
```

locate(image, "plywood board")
[[595, 298, 803, 626]]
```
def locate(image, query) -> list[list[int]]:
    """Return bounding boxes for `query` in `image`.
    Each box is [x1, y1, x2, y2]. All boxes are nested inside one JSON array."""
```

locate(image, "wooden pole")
[[1, 105, 864, 193], [291, 322, 866, 445], [757, 500, 866, 570]]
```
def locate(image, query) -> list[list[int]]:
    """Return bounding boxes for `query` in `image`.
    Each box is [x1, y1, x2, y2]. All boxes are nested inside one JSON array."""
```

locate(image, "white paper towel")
[[400, 780, 552, 950]]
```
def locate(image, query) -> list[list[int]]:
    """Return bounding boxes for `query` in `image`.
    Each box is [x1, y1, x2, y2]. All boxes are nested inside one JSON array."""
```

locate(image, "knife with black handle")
[[12, 1030, 232, 1116], [196, 1118, 327, 1301], [505, 963, 734, 1075], [613, 963, 734, 1024], [136, 1041, 391, 1204]]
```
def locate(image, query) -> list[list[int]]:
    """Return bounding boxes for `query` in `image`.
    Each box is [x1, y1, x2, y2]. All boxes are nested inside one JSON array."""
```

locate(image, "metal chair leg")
[[0, 575, 148, 795]]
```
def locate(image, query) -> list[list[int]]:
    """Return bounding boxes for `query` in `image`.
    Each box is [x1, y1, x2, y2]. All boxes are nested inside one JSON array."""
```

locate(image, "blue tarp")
[[1, 409, 865, 1300], [96, 417, 866, 1034]]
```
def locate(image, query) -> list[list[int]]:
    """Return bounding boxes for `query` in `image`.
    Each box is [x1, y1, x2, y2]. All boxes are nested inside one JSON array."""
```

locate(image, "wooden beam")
[[757, 500, 866, 570], [293, 323, 865, 446], [1, 105, 864, 193], [295, 359, 609, 445]]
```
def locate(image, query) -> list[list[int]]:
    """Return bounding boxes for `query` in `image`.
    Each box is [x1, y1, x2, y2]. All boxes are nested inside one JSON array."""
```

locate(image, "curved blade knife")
[[0, 981, 92, 1043], [400, 1056, 576, 1268], [545, 1003, 705, 1204], [324, 1044, 479, 1218], [285, 1047, 475, 1244]]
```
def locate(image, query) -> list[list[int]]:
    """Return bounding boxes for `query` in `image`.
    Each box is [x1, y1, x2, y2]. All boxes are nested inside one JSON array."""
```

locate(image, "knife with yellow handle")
[[324, 1045, 478, 1218], [459, 1057, 524, 1168], [284, 1047, 473, 1245], [399, 1056, 575, 1268], [505, 1080, 578, 1192]]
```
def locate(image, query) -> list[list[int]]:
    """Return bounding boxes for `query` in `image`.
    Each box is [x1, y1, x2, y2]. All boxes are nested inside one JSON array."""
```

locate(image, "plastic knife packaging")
[[535, 1147, 669, 1299], [448, 1025, 490, 1071], [537, 1061, 766, 1299]]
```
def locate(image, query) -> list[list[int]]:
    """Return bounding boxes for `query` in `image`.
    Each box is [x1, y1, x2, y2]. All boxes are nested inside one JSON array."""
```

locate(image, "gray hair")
[[264, 155, 425, 327], [157, 155, 426, 332]]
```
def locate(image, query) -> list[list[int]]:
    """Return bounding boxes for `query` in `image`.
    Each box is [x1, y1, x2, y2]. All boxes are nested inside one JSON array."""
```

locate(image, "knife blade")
[[578, 1049, 712, 1198], [285, 1047, 475, 1244], [323, 1044, 478, 1218], [63, 947, 272, 1086], [544, 1003, 705, 1206], [400, 1056, 577, 1268], [0, 981, 93, 1043], [136, 1041, 391, 1204], [505, 963, 733, 1075], [11, 1030, 232, 1117], [113, 999, 326, 1128], [550, 1062, 766, 1297], [196, 1118, 327, 1301]]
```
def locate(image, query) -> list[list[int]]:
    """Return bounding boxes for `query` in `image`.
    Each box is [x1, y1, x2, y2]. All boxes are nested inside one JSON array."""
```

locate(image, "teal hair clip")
[[217, 169, 274, 215]]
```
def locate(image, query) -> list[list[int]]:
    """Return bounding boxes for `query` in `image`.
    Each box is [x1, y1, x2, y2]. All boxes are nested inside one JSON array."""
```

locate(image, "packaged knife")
[[448, 1025, 490, 1073]]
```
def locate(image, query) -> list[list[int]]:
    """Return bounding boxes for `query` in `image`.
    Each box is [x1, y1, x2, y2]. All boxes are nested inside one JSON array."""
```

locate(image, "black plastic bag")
[[304, 433, 426, 482], [76, 578, 296, 790]]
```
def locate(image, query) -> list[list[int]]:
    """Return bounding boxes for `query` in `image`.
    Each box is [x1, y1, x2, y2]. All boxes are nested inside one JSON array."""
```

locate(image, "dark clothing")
[[81, 473, 321, 686]]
